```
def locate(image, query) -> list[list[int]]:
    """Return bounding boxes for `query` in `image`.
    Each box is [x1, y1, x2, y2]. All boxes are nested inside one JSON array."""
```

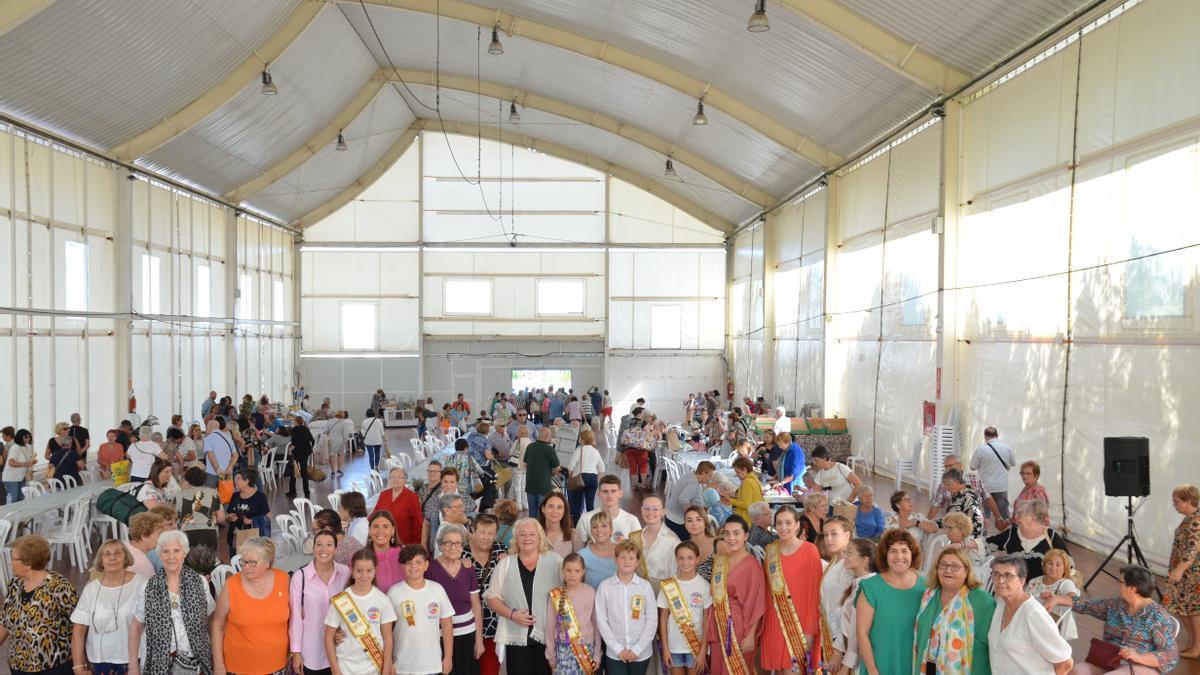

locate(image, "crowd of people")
[[0, 393, 1195, 675]]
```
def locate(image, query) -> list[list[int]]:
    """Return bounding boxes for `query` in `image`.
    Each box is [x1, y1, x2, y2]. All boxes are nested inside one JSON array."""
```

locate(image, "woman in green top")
[[912, 547, 993, 674], [857, 529, 924, 675]]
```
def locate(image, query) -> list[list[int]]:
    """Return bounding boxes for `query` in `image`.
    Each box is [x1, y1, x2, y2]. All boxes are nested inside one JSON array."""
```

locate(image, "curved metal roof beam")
[[775, 0, 969, 93], [0, 0, 56, 38], [348, 0, 842, 170], [418, 119, 733, 234], [226, 76, 387, 203], [108, 1, 324, 162]]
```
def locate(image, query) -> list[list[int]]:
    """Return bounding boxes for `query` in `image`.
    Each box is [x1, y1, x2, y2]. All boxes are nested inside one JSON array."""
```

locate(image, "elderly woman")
[[128, 530, 213, 675], [854, 487, 885, 539], [1166, 484, 1200, 658], [288, 528, 350, 675], [799, 491, 828, 544], [129, 425, 167, 483], [212, 536, 290, 675], [987, 554, 1073, 675], [1012, 461, 1051, 519], [419, 460, 445, 545], [484, 518, 565, 675], [464, 514, 506, 675], [373, 467, 422, 545], [985, 499, 1067, 580], [125, 512, 165, 578], [886, 490, 927, 546], [856, 529, 924, 675], [46, 421, 84, 485], [912, 547, 994, 674], [0, 535, 79, 675], [1049, 565, 1178, 674], [428, 523, 485, 675], [72, 539, 147, 675]]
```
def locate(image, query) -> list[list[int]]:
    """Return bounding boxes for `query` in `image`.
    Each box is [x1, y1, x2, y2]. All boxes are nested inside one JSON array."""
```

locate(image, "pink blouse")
[[288, 561, 351, 668]]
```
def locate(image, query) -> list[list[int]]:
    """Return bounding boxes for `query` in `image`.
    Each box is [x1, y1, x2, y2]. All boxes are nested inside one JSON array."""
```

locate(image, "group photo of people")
[[0, 387, 1194, 675]]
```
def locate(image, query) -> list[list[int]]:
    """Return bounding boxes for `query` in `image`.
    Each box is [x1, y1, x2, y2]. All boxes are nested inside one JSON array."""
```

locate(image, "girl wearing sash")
[[819, 516, 856, 672], [760, 505, 823, 674], [657, 541, 711, 675], [707, 516, 767, 675], [545, 554, 600, 675], [835, 538, 878, 675], [324, 548, 396, 675]]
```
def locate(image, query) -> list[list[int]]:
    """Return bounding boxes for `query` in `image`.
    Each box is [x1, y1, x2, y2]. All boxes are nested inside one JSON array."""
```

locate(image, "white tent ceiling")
[[0, 0, 1095, 232]]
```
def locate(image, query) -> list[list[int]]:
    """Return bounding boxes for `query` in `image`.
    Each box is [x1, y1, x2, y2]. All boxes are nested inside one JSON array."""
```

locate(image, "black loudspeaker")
[[1103, 437, 1150, 497]]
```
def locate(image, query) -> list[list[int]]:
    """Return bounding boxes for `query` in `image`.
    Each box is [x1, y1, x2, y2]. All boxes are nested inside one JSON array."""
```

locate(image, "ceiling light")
[[748, 0, 769, 32], [692, 99, 708, 126], [488, 26, 504, 55], [260, 69, 278, 95], [664, 158, 677, 178], [335, 130, 348, 151], [508, 101, 521, 124]]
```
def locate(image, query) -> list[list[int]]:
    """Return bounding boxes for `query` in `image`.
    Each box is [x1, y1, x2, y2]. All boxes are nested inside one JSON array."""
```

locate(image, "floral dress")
[[1072, 597, 1179, 673], [1165, 511, 1200, 615]]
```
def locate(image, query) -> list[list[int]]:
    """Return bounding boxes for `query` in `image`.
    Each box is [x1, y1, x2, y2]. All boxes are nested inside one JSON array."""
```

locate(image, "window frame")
[[535, 278, 586, 317], [443, 278, 494, 316]]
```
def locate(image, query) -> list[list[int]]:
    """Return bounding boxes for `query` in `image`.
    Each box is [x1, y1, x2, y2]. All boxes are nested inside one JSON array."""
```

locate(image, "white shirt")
[[388, 580, 454, 675], [577, 508, 642, 543], [347, 517, 369, 546], [567, 444, 604, 476], [655, 575, 710, 654], [129, 441, 161, 478], [362, 417, 386, 446], [809, 463, 855, 501], [72, 575, 147, 664], [325, 586, 397, 674], [820, 558, 855, 651], [970, 440, 1015, 493], [773, 416, 791, 435], [2, 444, 34, 482], [637, 528, 680, 586], [595, 574, 658, 661], [987, 596, 1072, 674], [839, 574, 873, 669]]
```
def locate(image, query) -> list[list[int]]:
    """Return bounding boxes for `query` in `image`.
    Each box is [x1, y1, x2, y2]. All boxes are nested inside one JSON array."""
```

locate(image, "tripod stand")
[[1084, 496, 1159, 597]]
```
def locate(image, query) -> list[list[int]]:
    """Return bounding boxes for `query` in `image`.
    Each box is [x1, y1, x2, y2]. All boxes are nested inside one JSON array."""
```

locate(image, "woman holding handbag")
[[566, 428, 604, 523]]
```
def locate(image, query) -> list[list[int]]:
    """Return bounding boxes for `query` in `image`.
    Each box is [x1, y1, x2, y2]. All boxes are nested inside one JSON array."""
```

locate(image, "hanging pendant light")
[[508, 101, 521, 124], [665, 159, 678, 177], [335, 130, 348, 151], [748, 0, 769, 32], [692, 99, 708, 126], [488, 26, 504, 55], [260, 70, 278, 95]]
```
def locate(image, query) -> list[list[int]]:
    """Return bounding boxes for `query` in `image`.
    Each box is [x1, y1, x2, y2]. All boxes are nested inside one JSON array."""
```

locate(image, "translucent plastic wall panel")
[[301, 250, 419, 352], [53, 334, 84, 424], [838, 154, 889, 241], [607, 178, 724, 244], [87, 334, 116, 427], [423, 134, 605, 244], [886, 125, 941, 225], [305, 141, 420, 243], [608, 250, 725, 350], [1076, 0, 1200, 157], [607, 354, 725, 421]]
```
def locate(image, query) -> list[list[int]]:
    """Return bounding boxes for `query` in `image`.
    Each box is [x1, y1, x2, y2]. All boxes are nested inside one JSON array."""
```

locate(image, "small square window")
[[341, 303, 378, 350], [536, 278, 585, 316], [444, 278, 493, 315], [650, 305, 682, 349]]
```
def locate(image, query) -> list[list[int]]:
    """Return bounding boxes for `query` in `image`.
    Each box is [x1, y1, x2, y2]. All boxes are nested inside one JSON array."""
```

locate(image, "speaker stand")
[[1083, 496, 1160, 598]]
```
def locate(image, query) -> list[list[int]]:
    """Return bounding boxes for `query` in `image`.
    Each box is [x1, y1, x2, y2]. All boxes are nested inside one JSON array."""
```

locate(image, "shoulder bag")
[[567, 446, 585, 491], [986, 442, 1010, 471]]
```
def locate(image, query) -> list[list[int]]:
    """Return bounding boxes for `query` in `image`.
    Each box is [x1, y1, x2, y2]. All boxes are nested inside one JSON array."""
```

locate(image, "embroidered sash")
[[816, 560, 839, 666], [766, 543, 812, 673], [332, 591, 385, 673], [712, 555, 751, 675], [550, 587, 596, 675], [661, 577, 704, 657]]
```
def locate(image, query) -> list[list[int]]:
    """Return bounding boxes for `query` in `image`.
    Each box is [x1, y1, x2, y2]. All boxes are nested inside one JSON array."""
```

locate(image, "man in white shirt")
[[577, 474, 642, 543], [970, 426, 1016, 521], [806, 446, 863, 503], [665, 462, 715, 540]]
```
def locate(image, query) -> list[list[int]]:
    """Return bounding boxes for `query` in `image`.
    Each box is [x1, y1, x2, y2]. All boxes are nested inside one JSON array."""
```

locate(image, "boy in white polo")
[[387, 544, 454, 675]]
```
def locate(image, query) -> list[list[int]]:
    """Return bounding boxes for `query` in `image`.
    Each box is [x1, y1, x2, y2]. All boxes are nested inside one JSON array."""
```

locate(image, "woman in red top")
[[96, 429, 125, 479], [374, 466, 422, 545]]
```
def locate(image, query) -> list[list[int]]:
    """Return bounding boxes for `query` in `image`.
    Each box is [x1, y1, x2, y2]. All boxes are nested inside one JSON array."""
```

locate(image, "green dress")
[[912, 587, 994, 674], [859, 573, 925, 675]]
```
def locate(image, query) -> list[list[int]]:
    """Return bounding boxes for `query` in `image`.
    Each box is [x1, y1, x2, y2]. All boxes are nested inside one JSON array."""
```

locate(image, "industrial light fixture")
[[508, 101, 521, 124], [488, 26, 504, 55], [692, 99, 708, 126], [748, 0, 769, 32], [260, 69, 278, 95], [335, 130, 348, 151], [664, 158, 677, 178]]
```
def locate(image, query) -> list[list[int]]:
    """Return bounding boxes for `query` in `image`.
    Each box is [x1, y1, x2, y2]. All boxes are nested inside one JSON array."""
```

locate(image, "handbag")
[[217, 475, 234, 504], [1084, 638, 1125, 671], [567, 445, 585, 491]]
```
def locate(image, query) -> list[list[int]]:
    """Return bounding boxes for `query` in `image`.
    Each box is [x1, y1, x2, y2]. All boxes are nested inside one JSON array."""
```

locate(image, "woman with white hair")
[[212, 536, 290, 675], [985, 499, 1068, 581], [772, 407, 790, 435], [427, 522, 484, 675], [72, 539, 147, 674], [129, 425, 167, 483], [128, 530, 214, 675], [485, 518, 564, 675]]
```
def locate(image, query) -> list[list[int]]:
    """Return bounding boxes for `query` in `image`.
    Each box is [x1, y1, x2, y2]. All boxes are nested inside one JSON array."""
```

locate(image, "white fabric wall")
[[608, 250, 725, 350], [729, 224, 765, 400], [301, 249, 420, 352], [607, 353, 726, 423], [771, 191, 826, 414], [608, 178, 724, 245], [304, 141, 420, 243]]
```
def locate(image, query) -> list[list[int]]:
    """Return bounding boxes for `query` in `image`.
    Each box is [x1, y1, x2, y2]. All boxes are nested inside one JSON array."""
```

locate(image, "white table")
[[0, 479, 114, 523]]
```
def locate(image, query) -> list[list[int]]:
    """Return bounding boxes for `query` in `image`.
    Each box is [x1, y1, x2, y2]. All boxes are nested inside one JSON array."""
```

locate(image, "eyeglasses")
[[440, 540, 464, 548], [990, 571, 1020, 583], [937, 563, 965, 572], [241, 559, 264, 568]]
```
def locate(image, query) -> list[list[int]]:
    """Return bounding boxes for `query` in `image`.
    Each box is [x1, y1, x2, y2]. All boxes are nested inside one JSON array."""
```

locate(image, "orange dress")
[[759, 541, 824, 670], [224, 569, 290, 674]]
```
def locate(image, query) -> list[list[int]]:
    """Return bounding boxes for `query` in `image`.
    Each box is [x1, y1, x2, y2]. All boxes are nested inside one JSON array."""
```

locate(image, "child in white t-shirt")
[[656, 541, 711, 675], [387, 544, 454, 675], [325, 548, 397, 675]]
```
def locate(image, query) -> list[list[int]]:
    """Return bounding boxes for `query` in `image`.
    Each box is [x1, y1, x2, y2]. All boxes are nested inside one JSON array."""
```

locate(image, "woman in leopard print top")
[[0, 535, 79, 674]]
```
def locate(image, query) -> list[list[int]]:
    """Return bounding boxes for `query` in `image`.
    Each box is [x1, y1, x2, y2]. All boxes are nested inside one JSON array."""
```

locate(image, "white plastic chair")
[[230, 554, 242, 571], [293, 497, 317, 535], [273, 443, 291, 482], [46, 498, 91, 567], [896, 437, 923, 492], [328, 491, 343, 512], [211, 564, 235, 595], [46, 478, 65, 493], [61, 475, 78, 489], [257, 448, 277, 491], [0, 518, 13, 587]]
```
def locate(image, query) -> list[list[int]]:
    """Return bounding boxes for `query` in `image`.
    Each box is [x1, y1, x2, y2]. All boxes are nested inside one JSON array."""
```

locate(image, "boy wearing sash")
[[387, 544, 455, 675], [325, 548, 396, 675], [656, 541, 711, 675]]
